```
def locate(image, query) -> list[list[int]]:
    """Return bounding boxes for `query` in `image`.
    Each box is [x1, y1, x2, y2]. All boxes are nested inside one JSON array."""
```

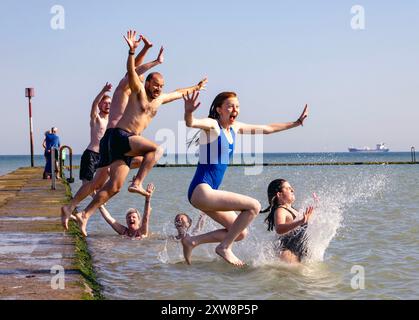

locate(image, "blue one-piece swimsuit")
[[188, 122, 236, 202]]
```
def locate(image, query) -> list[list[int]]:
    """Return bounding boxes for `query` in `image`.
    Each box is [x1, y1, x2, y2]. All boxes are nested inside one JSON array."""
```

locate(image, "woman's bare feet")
[[215, 245, 245, 267]]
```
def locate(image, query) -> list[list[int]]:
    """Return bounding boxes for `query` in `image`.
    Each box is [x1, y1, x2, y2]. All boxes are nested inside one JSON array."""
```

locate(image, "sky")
[[1, 0, 418, 155]]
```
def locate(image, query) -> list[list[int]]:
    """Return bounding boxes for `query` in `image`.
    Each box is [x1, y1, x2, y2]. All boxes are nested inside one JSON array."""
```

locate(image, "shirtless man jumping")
[[79, 82, 112, 185], [73, 30, 207, 237], [61, 35, 161, 230]]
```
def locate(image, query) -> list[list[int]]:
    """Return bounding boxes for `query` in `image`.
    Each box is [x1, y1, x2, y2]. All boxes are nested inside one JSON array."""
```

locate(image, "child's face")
[[278, 182, 295, 204], [175, 214, 191, 229]]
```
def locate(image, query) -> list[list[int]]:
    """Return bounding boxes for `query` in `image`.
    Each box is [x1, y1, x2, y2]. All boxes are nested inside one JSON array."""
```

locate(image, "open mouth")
[[229, 114, 238, 122]]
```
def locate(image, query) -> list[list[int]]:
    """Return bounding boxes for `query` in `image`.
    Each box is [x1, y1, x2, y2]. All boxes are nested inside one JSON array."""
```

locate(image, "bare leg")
[[128, 148, 163, 196], [130, 156, 144, 169], [61, 167, 109, 230], [75, 161, 130, 237], [181, 211, 248, 265], [182, 185, 261, 267], [126, 137, 162, 197]]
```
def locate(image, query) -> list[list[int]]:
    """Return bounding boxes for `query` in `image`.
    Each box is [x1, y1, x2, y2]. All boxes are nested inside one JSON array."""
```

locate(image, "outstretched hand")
[[183, 91, 201, 114], [297, 104, 309, 126], [197, 78, 208, 91], [146, 183, 155, 199], [156, 46, 164, 64], [103, 82, 113, 92], [124, 30, 142, 51], [302, 206, 315, 224]]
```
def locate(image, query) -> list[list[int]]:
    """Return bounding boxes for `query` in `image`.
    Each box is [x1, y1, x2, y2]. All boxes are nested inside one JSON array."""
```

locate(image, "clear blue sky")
[[1, 0, 418, 154]]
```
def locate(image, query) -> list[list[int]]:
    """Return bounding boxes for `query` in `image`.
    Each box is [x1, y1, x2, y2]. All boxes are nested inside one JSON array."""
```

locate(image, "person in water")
[[174, 212, 206, 240], [262, 179, 315, 263], [181, 91, 309, 267], [99, 183, 155, 239]]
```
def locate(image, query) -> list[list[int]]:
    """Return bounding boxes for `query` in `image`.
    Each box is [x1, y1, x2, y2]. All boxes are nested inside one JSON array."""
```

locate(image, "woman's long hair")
[[261, 179, 288, 231], [187, 92, 237, 149]]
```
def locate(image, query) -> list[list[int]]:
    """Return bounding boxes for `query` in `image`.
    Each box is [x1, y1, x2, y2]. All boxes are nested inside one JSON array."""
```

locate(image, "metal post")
[[25, 88, 35, 167], [51, 147, 56, 190], [59, 146, 74, 183], [412, 147, 416, 163]]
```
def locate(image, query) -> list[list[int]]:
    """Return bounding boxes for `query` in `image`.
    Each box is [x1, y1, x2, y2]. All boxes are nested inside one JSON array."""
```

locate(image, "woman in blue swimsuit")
[[181, 91, 309, 266]]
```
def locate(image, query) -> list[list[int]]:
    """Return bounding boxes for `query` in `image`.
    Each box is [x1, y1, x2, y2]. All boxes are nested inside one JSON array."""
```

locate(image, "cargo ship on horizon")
[[348, 143, 390, 152]]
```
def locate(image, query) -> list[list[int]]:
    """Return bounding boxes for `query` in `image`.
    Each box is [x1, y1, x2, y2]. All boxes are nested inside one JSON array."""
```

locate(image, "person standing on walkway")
[[44, 127, 61, 179]]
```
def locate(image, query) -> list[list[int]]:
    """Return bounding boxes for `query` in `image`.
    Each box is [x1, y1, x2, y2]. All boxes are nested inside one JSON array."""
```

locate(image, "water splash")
[[303, 172, 388, 262]]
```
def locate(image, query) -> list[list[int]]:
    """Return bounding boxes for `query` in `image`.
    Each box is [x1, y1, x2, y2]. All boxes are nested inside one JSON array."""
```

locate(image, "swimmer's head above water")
[[126, 208, 142, 230], [174, 213, 192, 239], [145, 72, 164, 99], [261, 179, 296, 231]]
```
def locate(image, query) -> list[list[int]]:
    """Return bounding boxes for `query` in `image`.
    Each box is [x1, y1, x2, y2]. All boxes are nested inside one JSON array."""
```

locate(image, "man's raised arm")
[[91, 82, 112, 119], [162, 77, 208, 104], [136, 46, 164, 77], [123, 30, 145, 93]]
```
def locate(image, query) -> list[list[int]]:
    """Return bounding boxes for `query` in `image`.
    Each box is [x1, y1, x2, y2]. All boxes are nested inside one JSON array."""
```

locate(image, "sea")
[[1, 152, 418, 300]]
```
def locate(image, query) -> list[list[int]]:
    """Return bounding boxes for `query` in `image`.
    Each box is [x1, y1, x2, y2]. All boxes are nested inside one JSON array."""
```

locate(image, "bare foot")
[[128, 183, 151, 197], [141, 35, 153, 48], [215, 245, 245, 267], [181, 235, 196, 265], [75, 212, 88, 237], [60, 205, 73, 231]]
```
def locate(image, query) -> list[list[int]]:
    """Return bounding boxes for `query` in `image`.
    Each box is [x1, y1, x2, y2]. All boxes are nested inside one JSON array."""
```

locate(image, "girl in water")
[[262, 179, 315, 263], [181, 91, 309, 266]]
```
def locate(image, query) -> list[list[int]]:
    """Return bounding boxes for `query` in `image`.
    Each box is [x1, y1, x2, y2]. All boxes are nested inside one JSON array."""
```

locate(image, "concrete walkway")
[[0, 167, 96, 300]]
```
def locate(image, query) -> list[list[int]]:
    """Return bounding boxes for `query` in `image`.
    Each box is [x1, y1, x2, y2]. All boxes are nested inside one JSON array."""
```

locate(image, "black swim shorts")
[[79, 149, 100, 181]]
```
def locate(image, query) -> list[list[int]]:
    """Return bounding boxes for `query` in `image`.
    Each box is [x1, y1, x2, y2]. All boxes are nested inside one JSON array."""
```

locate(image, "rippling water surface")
[[2, 154, 418, 299]]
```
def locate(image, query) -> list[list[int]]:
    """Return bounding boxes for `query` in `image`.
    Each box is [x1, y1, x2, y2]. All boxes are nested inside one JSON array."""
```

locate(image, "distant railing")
[[412, 147, 416, 163], [59, 146, 75, 183]]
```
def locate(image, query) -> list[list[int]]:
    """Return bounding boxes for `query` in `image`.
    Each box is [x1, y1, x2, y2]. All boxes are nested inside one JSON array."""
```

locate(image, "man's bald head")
[[145, 72, 165, 99], [146, 72, 163, 83]]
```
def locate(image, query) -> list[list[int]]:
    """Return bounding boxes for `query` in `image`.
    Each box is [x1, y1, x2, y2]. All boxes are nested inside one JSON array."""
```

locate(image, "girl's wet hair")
[[261, 179, 288, 231], [187, 92, 238, 149]]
